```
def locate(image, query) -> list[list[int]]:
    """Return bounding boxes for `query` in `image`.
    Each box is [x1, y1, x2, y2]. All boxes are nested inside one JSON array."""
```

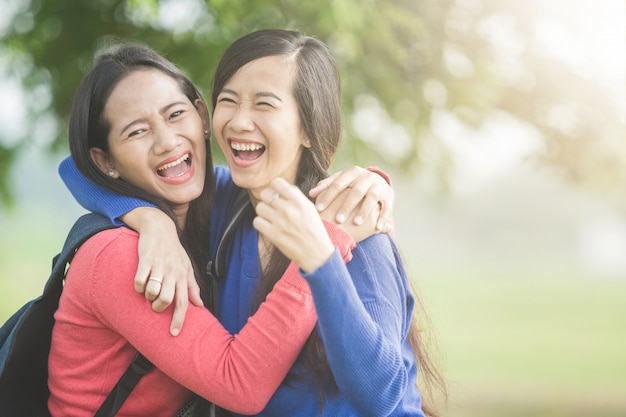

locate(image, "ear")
[[194, 99, 210, 137], [89, 147, 119, 178]]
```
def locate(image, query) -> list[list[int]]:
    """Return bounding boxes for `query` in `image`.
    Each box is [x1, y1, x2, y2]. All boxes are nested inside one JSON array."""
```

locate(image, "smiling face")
[[212, 55, 310, 204], [91, 68, 208, 223]]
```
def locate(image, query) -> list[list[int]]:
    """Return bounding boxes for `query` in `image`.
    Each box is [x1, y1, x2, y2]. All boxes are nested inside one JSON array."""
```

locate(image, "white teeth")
[[231, 142, 264, 152], [158, 154, 189, 171]]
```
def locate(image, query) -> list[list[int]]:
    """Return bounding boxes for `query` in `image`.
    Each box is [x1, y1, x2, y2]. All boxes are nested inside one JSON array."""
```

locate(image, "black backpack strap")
[[94, 353, 154, 417], [59, 214, 155, 417], [0, 212, 154, 417], [89, 189, 250, 417], [43, 213, 117, 299], [206, 187, 253, 281], [94, 189, 252, 417]]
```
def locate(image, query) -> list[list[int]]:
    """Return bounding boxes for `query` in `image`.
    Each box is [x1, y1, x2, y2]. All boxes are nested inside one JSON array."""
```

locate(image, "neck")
[[247, 190, 260, 208], [172, 205, 188, 231]]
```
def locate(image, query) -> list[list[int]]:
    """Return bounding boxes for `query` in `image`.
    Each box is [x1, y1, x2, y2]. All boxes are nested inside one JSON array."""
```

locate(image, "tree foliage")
[[0, 0, 622, 206]]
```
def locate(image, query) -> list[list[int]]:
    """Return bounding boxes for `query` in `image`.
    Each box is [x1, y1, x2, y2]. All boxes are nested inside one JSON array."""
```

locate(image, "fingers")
[[133, 216, 199, 336], [314, 166, 393, 224], [348, 166, 395, 232], [336, 180, 375, 225], [167, 277, 190, 337], [255, 178, 319, 236], [134, 260, 151, 294], [150, 276, 175, 313], [134, 253, 167, 301], [311, 168, 358, 213], [258, 178, 302, 209], [352, 190, 382, 227], [254, 180, 293, 233], [376, 199, 394, 233], [255, 178, 335, 272], [270, 177, 301, 199], [145, 276, 164, 302], [379, 215, 395, 234], [348, 198, 395, 235], [136, 265, 198, 337], [187, 275, 204, 307], [309, 171, 340, 199], [369, 175, 395, 232]]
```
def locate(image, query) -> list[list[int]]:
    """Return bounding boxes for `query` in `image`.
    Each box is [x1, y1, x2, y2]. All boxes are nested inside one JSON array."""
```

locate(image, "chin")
[[228, 171, 255, 189]]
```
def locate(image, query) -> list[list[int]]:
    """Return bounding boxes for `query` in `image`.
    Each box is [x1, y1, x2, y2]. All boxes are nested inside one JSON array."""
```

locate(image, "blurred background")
[[0, 0, 624, 416]]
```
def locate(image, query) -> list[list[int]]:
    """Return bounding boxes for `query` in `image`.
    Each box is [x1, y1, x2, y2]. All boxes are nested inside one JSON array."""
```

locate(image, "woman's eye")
[[169, 110, 184, 119], [256, 101, 274, 108], [128, 129, 145, 138], [218, 96, 235, 104]]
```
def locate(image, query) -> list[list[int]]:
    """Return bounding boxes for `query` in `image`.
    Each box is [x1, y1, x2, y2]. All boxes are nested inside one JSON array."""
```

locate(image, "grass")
[[2, 209, 625, 417], [0, 208, 74, 320], [414, 262, 626, 417]]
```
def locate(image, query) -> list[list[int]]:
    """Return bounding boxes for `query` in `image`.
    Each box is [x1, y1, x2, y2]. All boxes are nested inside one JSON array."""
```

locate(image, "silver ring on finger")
[[148, 276, 163, 285]]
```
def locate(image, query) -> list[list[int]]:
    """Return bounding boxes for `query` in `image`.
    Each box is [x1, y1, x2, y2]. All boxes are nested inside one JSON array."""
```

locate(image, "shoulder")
[[346, 233, 408, 301], [210, 166, 248, 249], [65, 227, 140, 307], [212, 166, 241, 218], [78, 226, 138, 249], [74, 227, 139, 267], [352, 233, 400, 266], [214, 165, 233, 190]]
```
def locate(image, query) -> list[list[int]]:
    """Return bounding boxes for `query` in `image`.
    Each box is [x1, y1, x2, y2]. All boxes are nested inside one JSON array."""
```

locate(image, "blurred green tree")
[[0, 0, 622, 206]]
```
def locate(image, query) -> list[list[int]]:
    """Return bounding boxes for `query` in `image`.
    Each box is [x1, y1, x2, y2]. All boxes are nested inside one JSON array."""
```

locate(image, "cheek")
[[211, 110, 227, 135], [281, 112, 305, 144], [109, 143, 152, 179]]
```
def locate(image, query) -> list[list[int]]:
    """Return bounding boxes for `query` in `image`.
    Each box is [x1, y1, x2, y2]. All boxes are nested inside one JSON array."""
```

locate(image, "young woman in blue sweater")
[[209, 29, 445, 417], [59, 30, 446, 416]]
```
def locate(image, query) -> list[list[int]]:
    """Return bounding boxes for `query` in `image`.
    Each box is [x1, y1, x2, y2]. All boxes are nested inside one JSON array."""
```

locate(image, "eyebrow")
[[256, 92, 282, 101], [119, 101, 188, 135], [220, 88, 282, 102]]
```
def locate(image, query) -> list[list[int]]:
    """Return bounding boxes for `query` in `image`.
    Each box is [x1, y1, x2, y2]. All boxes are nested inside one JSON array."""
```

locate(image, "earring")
[[108, 170, 115, 177], [204, 129, 209, 136]]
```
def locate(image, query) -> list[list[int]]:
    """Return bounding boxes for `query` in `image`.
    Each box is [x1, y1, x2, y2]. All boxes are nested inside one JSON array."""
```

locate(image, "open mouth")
[[231, 141, 265, 161], [157, 153, 191, 178]]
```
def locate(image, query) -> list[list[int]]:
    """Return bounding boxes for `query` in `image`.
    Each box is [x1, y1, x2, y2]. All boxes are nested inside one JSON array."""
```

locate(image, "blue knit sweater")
[[59, 157, 426, 416]]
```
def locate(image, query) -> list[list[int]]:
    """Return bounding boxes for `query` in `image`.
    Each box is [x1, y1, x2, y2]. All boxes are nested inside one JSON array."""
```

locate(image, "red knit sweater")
[[48, 226, 352, 416]]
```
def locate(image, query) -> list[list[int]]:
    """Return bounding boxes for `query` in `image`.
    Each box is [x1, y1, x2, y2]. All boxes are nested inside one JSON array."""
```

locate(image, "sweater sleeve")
[[81, 229, 309, 414], [301, 234, 410, 416], [366, 166, 392, 187], [58, 156, 155, 225], [81, 227, 355, 415]]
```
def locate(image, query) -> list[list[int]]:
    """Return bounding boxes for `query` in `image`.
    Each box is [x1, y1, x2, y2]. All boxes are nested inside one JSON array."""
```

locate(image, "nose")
[[228, 105, 255, 132], [152, 123, 180, 154]]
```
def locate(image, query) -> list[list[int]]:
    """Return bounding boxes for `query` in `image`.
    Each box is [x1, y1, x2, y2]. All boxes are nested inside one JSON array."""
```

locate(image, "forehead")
[[227, 55, 296, 91], [107, 69, 185, 109]]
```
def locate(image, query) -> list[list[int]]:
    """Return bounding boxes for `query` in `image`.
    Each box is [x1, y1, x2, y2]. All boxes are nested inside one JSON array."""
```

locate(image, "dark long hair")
[[211, 29, 446, 415], [68, 43, 216, 309]]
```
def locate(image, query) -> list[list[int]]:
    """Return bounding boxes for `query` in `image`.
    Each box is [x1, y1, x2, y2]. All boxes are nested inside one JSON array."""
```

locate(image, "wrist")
[[299, 243, 335, 274], [121, 207, 173, 232]]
